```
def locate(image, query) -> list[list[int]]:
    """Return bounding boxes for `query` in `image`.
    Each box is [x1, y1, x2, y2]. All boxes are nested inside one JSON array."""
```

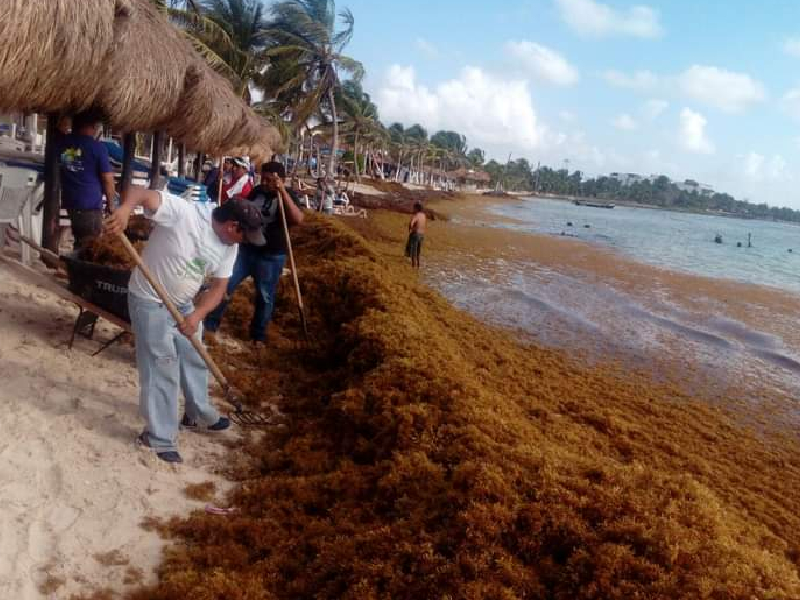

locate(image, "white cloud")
[[505, 40, 579, 86], [612, 113, 637, 130], [642, 99, 669, 119], [771, 155, 788, 179], [376, 65, 543, 150], [783, 37, 800, 58], [555, 0, 663, 38], [559, 110, 576, 122], [743, 152, 787, 181], [781, 87, 800, 120], [415, 37, 439, 58], [744, 152, 765, 179], [676, 65, 766, 113], [678, 108, 714, 154], [601, 69, 659, 91]]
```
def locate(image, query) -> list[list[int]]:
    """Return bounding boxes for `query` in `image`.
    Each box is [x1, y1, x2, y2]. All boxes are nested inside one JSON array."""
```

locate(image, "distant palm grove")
[[485, 158, 800, 223]]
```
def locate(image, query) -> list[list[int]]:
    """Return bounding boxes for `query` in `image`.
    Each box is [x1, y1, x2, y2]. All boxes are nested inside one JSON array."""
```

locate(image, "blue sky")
[[337, 0, 800, 208]]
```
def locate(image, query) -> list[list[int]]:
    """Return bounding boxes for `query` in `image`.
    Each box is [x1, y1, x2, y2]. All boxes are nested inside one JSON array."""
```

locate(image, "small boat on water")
[[574, 200, 615, 209]]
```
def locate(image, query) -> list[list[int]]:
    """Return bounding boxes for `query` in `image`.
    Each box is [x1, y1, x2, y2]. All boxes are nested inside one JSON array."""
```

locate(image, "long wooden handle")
[[13, 232, 62, 264], [117, 234, 232, 394], [277, 189, 307, 325]]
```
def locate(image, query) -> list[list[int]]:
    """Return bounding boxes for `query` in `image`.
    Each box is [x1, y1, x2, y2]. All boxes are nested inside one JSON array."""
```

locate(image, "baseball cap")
[[232, 156, 249, 168], [212, 199, 265, 246]]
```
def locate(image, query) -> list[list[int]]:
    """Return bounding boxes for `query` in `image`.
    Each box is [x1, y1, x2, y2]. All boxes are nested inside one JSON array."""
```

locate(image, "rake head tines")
[[229, 406, 273, 427]]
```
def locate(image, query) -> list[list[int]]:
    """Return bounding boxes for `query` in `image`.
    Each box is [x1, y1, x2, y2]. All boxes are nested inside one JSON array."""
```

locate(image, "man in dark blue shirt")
[[57, 110, 116, 249]]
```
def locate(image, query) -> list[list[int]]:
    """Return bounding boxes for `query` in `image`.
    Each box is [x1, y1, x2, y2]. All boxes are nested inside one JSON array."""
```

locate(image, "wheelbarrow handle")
[[116, 234, 234, 400], [12, 232, 63, 265]]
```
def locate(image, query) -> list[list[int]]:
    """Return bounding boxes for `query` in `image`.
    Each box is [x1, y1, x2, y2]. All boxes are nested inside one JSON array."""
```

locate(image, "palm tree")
[[262, 0, 364, 177], [338, 80, 379, 182], [362, 124, 389, 179], [405, 124, 427, 184], [199, 0, 268, 99], [388, 123, 409, 182], [154, 0, 248, 87], [467, 147, 485, 168]]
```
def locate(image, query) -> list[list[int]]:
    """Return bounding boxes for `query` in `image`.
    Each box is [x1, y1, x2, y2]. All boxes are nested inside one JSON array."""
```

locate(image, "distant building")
[[676, 179, 714, 195], [449, 168, 491, 192], [609, 172, 645, 186]]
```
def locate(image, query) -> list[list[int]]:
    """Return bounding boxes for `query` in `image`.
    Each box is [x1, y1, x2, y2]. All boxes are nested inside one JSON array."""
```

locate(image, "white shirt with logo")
[[226, 173, 251, 200], [128, 191, 237, 307]]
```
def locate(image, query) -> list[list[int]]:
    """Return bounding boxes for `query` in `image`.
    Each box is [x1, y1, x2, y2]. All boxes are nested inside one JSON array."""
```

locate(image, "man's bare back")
[[410, 210, 427, 235]]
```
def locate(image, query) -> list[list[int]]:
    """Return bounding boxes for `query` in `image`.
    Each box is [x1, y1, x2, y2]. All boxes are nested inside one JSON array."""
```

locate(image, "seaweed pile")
[[126, 213, 800, 599], [82, 235, 145, 270]]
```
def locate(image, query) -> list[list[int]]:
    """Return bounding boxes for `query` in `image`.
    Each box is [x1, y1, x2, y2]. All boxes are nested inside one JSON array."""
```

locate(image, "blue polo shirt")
[[57, 134, 112, 210]]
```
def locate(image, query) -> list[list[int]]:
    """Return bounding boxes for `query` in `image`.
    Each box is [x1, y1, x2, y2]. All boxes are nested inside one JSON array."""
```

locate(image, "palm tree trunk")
[[327, 87, 338, 179], [353, 130, 361, 183], [296, 130, 304, 174], [395, 150, 402, 182]]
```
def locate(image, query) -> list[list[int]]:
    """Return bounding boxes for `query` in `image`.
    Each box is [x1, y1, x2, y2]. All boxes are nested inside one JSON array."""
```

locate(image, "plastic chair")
[[0, 166, 40, 263]]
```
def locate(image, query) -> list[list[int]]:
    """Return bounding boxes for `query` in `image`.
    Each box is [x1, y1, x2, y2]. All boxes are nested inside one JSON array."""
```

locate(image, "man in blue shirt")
[[57, 110, 116, 249]]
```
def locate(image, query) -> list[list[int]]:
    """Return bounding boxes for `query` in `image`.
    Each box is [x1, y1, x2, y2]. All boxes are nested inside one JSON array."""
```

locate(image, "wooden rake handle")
[[277, 188, 309, 338], [117, 234, 238, 407]]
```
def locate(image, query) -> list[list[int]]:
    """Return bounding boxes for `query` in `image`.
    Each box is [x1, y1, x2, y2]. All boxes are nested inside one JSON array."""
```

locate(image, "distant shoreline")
[[519, 192, 800, 225]]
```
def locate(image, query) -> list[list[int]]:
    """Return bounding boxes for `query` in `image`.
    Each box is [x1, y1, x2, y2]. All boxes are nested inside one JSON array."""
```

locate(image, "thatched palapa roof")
[[0, 0, 281, 157], [164, 63, 243, 153], [0, 0, 129, 113], [98, 0, 194, 132]]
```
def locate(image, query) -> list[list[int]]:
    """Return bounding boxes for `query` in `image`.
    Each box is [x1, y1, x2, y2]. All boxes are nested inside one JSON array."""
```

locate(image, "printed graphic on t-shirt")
[[183, 257, 208, 279], [60, 147, 85, 173]]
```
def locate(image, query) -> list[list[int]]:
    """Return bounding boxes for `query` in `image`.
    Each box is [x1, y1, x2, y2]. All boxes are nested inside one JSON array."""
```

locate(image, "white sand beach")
[[0, 255, 233, 599]]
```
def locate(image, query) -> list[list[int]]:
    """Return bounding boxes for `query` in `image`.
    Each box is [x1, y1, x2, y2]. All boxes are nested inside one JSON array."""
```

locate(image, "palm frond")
[[332, 8, 354, 50], [335, 55, 364, 81], [185, 35, 241, 82], [167, 8, 236, 51]]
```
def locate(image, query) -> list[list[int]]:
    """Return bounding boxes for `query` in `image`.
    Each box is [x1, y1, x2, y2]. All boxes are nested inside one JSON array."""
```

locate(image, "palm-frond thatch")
[[0, 0, 129, 112], [163, 62, 243, 153], [98, 0, 194, 131], [0, 0, 282, 157]]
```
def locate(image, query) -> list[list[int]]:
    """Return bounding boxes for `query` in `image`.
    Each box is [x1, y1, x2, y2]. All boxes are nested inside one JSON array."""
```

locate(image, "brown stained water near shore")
[[114, 211, 800, 599], [409, 195, 800, 422]]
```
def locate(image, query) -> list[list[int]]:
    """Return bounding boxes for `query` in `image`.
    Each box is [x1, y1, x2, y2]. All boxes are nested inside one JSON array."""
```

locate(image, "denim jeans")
[[204, 246, 286, 342], [128, 293, 220, 453]]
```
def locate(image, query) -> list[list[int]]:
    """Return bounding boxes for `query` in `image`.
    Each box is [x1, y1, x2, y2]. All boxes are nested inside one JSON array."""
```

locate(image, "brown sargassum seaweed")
[[82, 235, 145, 270], [114, 214, 800, 599]]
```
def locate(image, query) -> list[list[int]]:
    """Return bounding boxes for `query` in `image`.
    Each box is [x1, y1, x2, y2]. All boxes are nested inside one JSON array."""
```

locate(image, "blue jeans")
[[128, 293, 220, 453], [204, 246, 286, 342]]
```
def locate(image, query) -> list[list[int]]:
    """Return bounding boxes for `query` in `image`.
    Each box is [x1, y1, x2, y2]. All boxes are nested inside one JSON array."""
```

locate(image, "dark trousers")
[[204, 246, 286, 342], [68, 208, 103, 250]]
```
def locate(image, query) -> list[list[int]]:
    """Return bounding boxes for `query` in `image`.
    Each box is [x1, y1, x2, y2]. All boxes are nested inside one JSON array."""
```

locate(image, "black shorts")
[[406, 232, 424, 258], [68, 208, 103, 250]]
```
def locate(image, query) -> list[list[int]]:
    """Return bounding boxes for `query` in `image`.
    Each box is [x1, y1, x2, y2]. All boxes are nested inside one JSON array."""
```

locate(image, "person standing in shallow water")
[[406, 202, 426, 269]]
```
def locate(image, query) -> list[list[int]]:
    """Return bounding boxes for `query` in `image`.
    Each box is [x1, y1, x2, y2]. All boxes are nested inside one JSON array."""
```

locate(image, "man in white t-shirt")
[[106, 187, 264, 463]]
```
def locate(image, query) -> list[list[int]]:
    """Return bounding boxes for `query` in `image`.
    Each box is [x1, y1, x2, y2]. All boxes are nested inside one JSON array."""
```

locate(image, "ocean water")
[[430, 196, 800, 398], [486, 198, 800, 293]]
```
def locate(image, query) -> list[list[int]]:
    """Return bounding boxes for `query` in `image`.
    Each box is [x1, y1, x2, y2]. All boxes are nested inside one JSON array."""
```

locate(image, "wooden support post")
[[166, 137, 173, 174], [194, 153, 203, 182], [41, 114, 61, 253], [121, 132, 135, 192], [149, 130, 163, 190], [177, 143, 186, 178]]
